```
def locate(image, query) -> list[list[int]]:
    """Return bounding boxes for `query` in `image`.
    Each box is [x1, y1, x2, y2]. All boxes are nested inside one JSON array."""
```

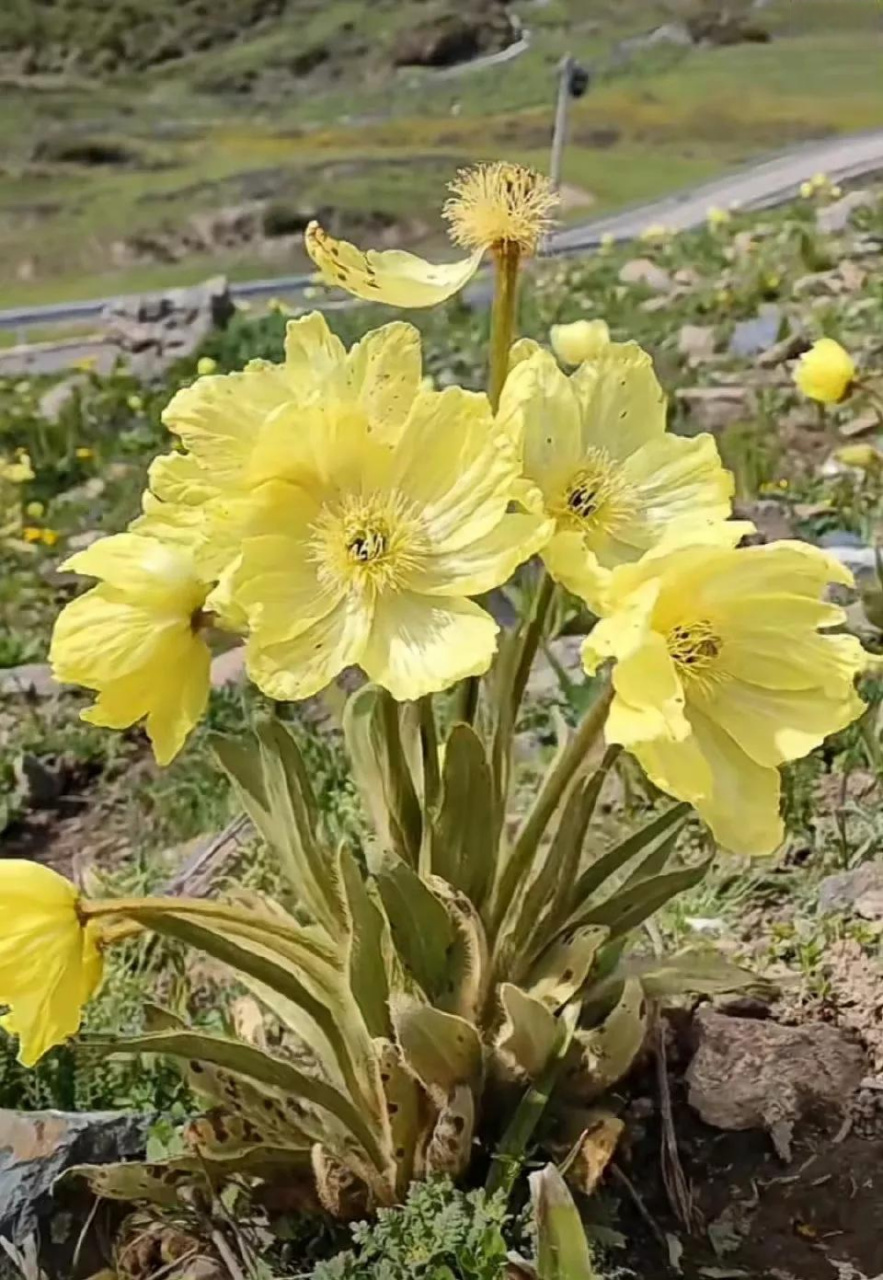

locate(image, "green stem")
[[489, 677, 613, 937], [488, 241, 521, 413], [511, 570, 556, 721]]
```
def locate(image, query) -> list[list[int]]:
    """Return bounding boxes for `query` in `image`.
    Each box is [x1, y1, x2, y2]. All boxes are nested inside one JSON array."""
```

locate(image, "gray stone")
[[37, 375, 86, 424], [728, 305, 782, 357], [817, 189, 875, 235], [0, 1109, 149, 1244], [65, 529, 102, 551], [0, 663, 57, 697], [210, 644, 246, 689], [819, 862, 883, 921], [102, 276, 234, 380], [687, 1009, 865, 1158], [618, 258, 672, 293], [676, 385, 752, 434], [678, 324, 716, 360]]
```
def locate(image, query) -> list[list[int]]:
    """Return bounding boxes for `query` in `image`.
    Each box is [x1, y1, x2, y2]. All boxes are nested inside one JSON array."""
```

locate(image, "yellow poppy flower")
[[794, 338, 856, 405], [582, 541, 866, 855], [196, 355, 218, 376], [498, 344, 737, 607], [229, 387, 553, 702], [0, 450, 34, 484], [50, 533, 215, 764], [305, 161, 558, 308], [549, 319, 611, 367], [0, 861, 103, 1066]]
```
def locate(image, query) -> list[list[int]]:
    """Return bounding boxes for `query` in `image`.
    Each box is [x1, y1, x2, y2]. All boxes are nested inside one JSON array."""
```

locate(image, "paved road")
[[1, 127, 883, 355]]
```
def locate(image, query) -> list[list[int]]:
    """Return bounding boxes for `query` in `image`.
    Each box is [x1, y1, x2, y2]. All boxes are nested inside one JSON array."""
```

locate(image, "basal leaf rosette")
[[226, 385, 553, 702], [582, 540, 867, 855], [498, 343, 738, 607]]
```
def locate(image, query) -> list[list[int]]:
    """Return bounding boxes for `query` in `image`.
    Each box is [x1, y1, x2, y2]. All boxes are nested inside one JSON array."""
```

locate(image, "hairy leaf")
[[391, 997, 483, 1098], [432, 723, 496, 906], [531, 1163, 598, 1280], [526, 925, 609, 1009], [344, 685, 422, 865], [563, 979, 648, 1103], [496, 984, 559, 1080], [373, 854, 458, 1002]]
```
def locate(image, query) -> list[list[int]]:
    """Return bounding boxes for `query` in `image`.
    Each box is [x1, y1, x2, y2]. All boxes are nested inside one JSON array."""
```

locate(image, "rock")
[[757, 331, 806, 368], [210, 645, 246, 689], [817, 189, 875, 235], [839, 410, 879, 438], [0, 1109, 149, 1245], [618, 258, 672, 293], [0, 663, 57, 697], [678, 324, 716, 360], [687, 1009, 865, 1158], [37, 375, 86, 424], [392, 3, 517, 67], [819, 863, 883, 921], [728, 305, 782, 357], [686, 9, 770, 45], [103, 276, 234, 380], [736, 498, 795, 543], [13, 754, 65, 807], [676, 385, 752, 433], [65, 529, 103, 551]]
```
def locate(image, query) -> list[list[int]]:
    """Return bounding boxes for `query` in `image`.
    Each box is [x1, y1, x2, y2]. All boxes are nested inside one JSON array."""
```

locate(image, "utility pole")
[[549, 55, 590, 193]]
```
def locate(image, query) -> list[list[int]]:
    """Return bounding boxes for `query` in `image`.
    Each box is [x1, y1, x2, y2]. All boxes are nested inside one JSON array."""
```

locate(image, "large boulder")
[[392, 2, 517, 68], [102, 276, 234, 379]]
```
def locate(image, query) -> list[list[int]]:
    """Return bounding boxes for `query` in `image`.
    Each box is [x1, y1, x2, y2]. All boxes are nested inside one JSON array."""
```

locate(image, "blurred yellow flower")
[[498, 345, 739, 606], [305, 162, 557, 308], [196, 356, 218, 376], [835, 443, 883, 471], [25, 501, 44, 518], [75, 446, 94, 461], [549, 319, 610, 367], [794, 338, 855, 404], [583, 541, 866, 854], [0, 450, 34, 484], [73, 356, 97, 373], [126, 394, 144, 412], [640, 223, 670, 243], [0, 861, 103, 1066], [50, 533, 215, 764], [599, 232, 616, 253], [706, 206, 730, 229], [41, 528, 59, 547], [21, 526, 42, 543], [230, 387, 551, 702]]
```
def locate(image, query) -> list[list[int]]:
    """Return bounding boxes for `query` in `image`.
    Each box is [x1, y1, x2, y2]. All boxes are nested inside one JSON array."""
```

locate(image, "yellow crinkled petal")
[[403, 511, 554, 598], [716, 601, 864, 691], [570, 341, 667, 461], [51, 590, 194, 687], [391, 386, 518, 551], [607, 631, 690, 747], [283, 311, 346, 383], [305, 220, 484, 308], [330, 322, 423, 443], [498, 350, 583, 499], [61, 533, 207, 611], [361, 592, 498, 702], [543, 530, 612, 609], [550, 318, 611, 367], [246, 593, 373, 702], [616, 433, 733, 551]]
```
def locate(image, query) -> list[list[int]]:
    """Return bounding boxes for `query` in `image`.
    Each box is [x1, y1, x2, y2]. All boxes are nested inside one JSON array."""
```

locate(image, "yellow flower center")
[[310, 491, 428, 594], [556, 449, 637, 537], [442, 162, 558, 255], [667, 619, 722, 680]]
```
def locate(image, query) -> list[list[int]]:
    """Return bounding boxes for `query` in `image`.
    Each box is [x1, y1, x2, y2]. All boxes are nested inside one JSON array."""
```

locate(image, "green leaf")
[[62, 1161, 192, 1209], [577, 858, 713, 940], [87, 1028, 390, 1190], [428, 876, 490, 1021], [611, 949, 770, 1002], [525, 925, 609, 1010], [373, 853, 459, 1002], [341, 848, 392, 1037], [496, 983, 559, 1080], [432, 723, 496, 906], [424, 1082, 475, 1179], [569, 803, 689, 908], [564, 979, 648, 1103], [344, 685, 422, 865], [212, 719, 346, 938], [391, 996, 483, 1098], [374, 1038, 429, 1196], [530, 1164, 598, 1280]]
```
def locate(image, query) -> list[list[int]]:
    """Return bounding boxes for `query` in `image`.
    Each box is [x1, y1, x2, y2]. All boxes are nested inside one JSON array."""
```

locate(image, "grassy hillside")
[[1, 0, 882, 305]]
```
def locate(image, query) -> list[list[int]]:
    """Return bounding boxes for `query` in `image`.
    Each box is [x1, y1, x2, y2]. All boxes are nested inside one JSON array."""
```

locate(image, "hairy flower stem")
[[488, 240, 522, 412], [489, 677, 614, 939]]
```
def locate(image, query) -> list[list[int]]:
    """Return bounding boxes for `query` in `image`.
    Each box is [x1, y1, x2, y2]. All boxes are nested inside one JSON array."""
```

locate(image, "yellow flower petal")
[[305, 220, 483, 308], [403, 512, 553, 598], [569, 341, 667, 461], [361, 592, 498, 701], [550, 319, 611, 367], [0, 861, 103, 1066], [607, 631, 690, 746], [245, 594, 372, 702], [793, 338, 855, 404]]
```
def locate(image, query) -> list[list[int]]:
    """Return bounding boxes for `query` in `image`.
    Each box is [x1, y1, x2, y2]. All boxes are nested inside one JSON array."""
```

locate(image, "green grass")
[[0, 1, 881, 303]]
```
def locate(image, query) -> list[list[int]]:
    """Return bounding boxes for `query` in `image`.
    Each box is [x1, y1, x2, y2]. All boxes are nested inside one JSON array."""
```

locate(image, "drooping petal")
[[306, 221, 484, 308], [51, 591, 195, 686], [361, 592, 498, 701], [606, 632, 690, 746], [245, 592, 373, 702], [61, 533, 206, 612]]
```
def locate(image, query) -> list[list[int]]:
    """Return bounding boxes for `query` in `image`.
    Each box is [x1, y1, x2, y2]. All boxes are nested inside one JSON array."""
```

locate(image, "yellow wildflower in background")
[[794, 338, 856, 404], [583, 541, 866, 854], [706, 206, 730, 229], [230, 386, 552, 702], [21, 526, 43, 543], [305, 162, 558, 308], [549, 319, 611, 367], [835, 443, 883, 472], [0, 450, 34, 485], [75, 447, 93, 461], [498, 344, 737, 606], [0, 861, 103, 1066], [50, 534, 216, 763], [196, 356, 218, 376], [640, 223, 670, 244]]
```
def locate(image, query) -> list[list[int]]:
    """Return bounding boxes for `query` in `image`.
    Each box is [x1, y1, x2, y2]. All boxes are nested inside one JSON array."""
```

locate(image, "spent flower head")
[[442, 162, 558, 256]]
